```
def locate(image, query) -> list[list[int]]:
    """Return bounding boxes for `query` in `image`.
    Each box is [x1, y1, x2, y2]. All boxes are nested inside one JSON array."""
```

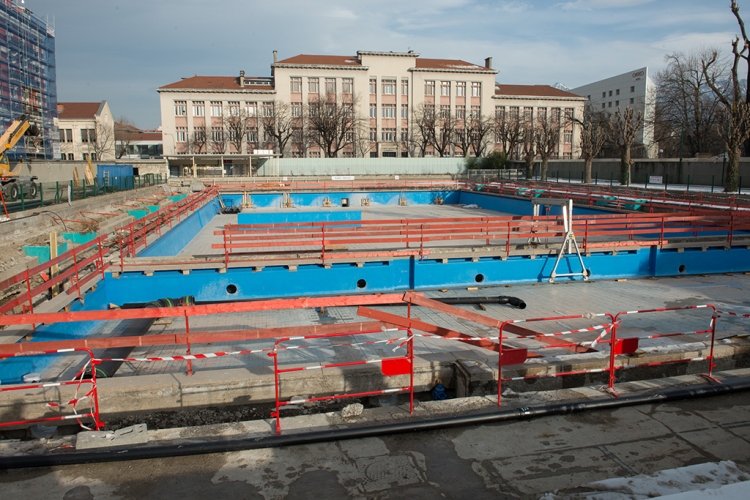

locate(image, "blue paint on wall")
[[224, 190, 461, 210], [457, 191, 613, 216], [138, 199, 220, 257], [237, 210, 362, 225]]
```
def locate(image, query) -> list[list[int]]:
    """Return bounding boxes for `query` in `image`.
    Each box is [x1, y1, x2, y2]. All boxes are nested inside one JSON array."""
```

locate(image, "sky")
[[22, 0, 743, 129]]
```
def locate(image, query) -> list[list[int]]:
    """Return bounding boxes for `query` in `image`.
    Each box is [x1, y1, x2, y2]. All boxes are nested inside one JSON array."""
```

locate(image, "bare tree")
[[535, 112, 561, 181], [610, 107, 644, 185], [91, 123, 115, 160], [432, 112, 455, 157], [495, 113, 524, 160], [571, 106, 610, 183], [521, 124, 537, 178], [654, 51, 727, 158], [410, 103, 437, 157], [210, 126, 226, 154], [306, 93, 364, 157], [224, 110, 248, 154], [114, 117, 139, 159], [261, 101, 296, 157], [731, 0, 750, 155], [469, 114, 495, 157], [189, 128, 207, 154]]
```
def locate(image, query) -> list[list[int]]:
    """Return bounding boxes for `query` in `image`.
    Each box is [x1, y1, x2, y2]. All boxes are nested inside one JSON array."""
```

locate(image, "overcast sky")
[[24, 0, 742, 129]]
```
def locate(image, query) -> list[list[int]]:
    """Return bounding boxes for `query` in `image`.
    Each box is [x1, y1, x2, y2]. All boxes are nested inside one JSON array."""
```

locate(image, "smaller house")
[[57, 101, 116, 161]]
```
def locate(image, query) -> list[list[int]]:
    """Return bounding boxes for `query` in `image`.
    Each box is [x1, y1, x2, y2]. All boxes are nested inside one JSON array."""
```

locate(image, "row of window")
[[601, 98, 636, 109], [60, 153, 97, 160], [494, 106, 574, 122], [58, 128, 96, 143], [290, 77, 354, 95], [175, 100, 275, 118], [587, 86, 636, 100]]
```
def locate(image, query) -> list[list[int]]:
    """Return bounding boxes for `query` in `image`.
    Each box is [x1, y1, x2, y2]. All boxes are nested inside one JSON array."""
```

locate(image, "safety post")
[[0, 348, 103, 430], [608, 304, 718, 396], [269, 328, 413, 435], [497, 312, 616, 406]]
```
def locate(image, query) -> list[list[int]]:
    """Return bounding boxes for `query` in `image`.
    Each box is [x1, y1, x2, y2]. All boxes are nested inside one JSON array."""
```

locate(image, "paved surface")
[[40, 273, 750, 381], [1, 389, 748, 499]]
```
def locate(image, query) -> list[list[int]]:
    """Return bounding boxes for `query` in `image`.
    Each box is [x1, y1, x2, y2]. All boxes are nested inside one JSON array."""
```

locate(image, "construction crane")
[[0, 114, 40, 201]]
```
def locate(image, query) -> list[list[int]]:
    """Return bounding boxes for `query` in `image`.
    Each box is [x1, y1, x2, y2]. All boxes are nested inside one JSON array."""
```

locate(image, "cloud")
[[558, 0, 655, 11], [326, 8, 358, 20]]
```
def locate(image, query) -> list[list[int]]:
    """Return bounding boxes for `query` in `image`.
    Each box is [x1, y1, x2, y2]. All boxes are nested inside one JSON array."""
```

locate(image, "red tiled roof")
[[495, 84, 583, 98], [159, 76, 273, 90], [416, 58, 492, 71], [57, 102, 101, 119], [275, 54, 362, 67]]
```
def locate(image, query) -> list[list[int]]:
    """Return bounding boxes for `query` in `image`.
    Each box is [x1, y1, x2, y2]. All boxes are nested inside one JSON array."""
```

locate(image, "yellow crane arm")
[[0, 115, 31, 154]]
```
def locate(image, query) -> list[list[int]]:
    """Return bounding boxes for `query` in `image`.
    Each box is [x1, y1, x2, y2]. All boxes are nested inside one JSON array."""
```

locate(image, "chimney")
[[485, 57, 492, 70], [240, 70, 245, 88], [273, 50, 278, 64]]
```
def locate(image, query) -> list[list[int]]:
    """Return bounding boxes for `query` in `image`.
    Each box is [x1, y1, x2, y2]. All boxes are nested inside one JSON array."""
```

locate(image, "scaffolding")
[[0, 0, 58, 160]]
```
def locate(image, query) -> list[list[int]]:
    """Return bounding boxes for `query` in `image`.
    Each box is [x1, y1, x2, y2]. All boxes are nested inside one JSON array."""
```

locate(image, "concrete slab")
[[75, 424, 148, 450]]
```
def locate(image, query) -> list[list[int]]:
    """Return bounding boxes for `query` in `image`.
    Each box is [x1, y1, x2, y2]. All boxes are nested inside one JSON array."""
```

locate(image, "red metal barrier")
[[269, 328, 414, 435], [497, 313, 616, 405], [608, 305, 719, 394], [0, 348, 103, 430]]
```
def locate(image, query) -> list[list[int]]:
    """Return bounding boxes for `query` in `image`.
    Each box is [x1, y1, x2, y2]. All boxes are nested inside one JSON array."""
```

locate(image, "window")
[[602, 103, 606, 109], [67, 153, 74, 160], [58, 129, 65, 142], [342, 78, 353, 94], [456, 82, 466, 97], [246, 102, 257, 117], [308, 77, 319, 93], [174, 100, 186, 116], [564, 131, 572, 144], [370, 78, 377, 94], [401, 79, 409, 95], [290, 77, 301, 92], [247, 128, 258, 143], [616, 89, 620, 96], [456, 107, 466, 120], [552, 108, 561, 122], [325, 78, 336, 94], [194, 127, 206, 142], [228, 101, 240, 116], [440, 105, 450, 119], [495, 106, 505, 120], [382, 104, 396, 118], [440, 81, 450, 96], [193, 101, 204, 116], [370, 128, 377, 141], [587, 95, 591, 99], [176, 126, 187, 142], [309, 151, 321, 158], [401, 130, 408, 142], [65, 129, 72, 142], [563, 152, 573, 159], [630, 86, 635, 92], [509, 106, 519, 120], [262, 102, 274, 117], [564, 108, 573, 120], [82, 153, 89, 160], [81, 129, 95, 143], [382, 128, 396, 142], [382, 79, 396, 95], [630, 97, 635, 105], [608, 102, 612, 108], [537, 107, 547, 122], [292, 128, 303, 143], [456, 129, 464, 142], [291, 102, 302, 117], [609, 90, 612, 97], [471, 106, 481, 119], [401, 104, 409, 118], [523, 107, 533, 122], [425, 104, 435, 117], [615, 100, 619, 107], [211, 101, 222, 117], [369, 103, 377, 118], [471, 82, 481, 97], [211, 128, 223, 142], [602, 92, 606, 98], [425, 80, 435, 96], [90, 153, 97, 161]]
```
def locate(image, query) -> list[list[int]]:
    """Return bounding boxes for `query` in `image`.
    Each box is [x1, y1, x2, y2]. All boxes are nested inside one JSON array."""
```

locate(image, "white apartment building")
[[572, 68, 657, 158], [57, 101, 116, 161], [157, 50, 585, 163]]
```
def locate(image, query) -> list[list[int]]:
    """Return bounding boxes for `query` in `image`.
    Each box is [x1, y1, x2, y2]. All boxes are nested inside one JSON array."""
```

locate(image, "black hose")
[[3, 375, 749, 469], [437, 296, 526, 309]]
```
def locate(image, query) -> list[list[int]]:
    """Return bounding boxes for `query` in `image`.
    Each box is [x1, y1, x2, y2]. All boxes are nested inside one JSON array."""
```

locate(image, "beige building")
[[57, 101, 116, 161], [157, 50, 585, 165]]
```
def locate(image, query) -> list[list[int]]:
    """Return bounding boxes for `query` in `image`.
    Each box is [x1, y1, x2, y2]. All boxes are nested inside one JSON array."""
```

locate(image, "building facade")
[[0, 0, 59, 160], [57, 101, 115, 161], [158, 50, 585, 164], [571, 67, 657, 158]]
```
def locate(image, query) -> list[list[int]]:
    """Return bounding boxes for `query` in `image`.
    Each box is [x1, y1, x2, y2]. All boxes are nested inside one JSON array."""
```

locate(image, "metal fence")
[[1, 174, 166, 215]]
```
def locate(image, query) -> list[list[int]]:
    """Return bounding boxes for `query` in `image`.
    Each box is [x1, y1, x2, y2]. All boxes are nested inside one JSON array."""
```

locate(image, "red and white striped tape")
[[717, 310, 750, 319]]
